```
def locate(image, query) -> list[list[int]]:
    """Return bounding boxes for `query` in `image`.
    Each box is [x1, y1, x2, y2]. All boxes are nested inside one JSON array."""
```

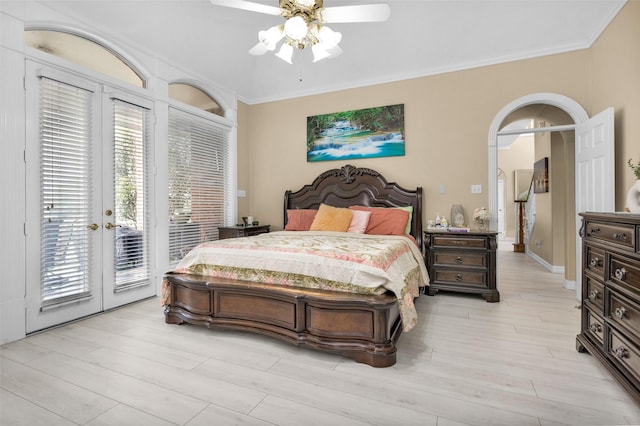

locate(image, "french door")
[[25, 63, 155, 332]]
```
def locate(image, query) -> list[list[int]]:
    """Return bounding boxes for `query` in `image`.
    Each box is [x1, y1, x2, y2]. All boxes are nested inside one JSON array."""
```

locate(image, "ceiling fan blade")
[[320, 4, 390, 23], [209, 0, 282, 16]]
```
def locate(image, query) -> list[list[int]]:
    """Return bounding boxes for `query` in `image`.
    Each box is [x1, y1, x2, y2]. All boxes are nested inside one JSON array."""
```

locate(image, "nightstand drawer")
[[219, 225, 270, 240], [433, 251, 487, 268], [432, 235, 487, 249], [431, 268, 486, 288]]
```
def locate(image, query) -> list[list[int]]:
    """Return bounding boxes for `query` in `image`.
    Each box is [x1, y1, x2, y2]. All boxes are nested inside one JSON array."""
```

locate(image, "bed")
[[163, 164, 426, 367]]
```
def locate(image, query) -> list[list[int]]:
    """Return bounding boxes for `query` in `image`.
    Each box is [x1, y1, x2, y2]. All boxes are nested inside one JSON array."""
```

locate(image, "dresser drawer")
[[585, 245, 605, 278], [432, 235, 487, 249], [609, 291, 640, 338], [584, 308, 605, 346], [609, 254, 640, 293], [586, 221, 636, 251], [584, 276, 605, 314], [609, 328, 640, 386], [431, 268, 486, 288], [433, 251, 487, 269]]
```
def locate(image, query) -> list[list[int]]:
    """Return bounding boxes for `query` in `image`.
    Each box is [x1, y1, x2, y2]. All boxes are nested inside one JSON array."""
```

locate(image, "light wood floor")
[[3, 247, 640, 425]]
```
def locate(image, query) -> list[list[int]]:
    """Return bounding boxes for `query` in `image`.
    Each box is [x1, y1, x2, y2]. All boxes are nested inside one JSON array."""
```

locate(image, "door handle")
[[87, 223, 99, 231], [105, 223, 121, 230]]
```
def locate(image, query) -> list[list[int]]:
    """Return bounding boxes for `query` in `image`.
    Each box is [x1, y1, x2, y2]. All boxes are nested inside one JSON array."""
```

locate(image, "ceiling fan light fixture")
[[283, 16, 308, 41], [311, 43, 330, 62], [316, 25, 341, 49], [276, 42, 294, 63], [258, 25, 284, 50], [293, 0, 316, 8]]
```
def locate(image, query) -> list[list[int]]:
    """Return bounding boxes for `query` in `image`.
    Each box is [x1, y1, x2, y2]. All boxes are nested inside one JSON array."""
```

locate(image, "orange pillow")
[[285, 209, 318, 231], [349, 206, 410, 236], [309, 204, 353, 232]]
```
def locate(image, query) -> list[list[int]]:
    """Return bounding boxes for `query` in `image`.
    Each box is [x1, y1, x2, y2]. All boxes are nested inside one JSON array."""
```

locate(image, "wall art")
[[306, 104, 405, 162]]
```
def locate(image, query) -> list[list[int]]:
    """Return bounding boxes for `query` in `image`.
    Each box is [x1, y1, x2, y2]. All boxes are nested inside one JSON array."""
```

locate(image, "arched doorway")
[[488, 93, 614, 300]]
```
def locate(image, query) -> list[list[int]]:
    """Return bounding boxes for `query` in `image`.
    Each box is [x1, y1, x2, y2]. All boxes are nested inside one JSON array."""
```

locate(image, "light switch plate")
[[439, 184, 445, 194], [471, 184, 482, 194]]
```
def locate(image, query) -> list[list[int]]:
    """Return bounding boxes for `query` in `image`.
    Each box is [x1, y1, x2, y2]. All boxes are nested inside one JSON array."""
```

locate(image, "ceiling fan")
[[209, 0, 391, 63]]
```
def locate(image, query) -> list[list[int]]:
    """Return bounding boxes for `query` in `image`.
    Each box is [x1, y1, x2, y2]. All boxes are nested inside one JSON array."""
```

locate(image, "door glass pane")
[[40, 77, 94, 307], [113, 100, 151, 291]]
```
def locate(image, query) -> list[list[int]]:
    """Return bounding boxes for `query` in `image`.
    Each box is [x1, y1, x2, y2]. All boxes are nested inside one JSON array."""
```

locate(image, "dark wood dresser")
[[218, 225, 270, 240], [577, 212, 640, 404], [424, 229, 499, 302]]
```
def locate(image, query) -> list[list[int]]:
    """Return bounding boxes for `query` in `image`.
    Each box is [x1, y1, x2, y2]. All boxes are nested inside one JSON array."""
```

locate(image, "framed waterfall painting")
[[306, 104, 405, 162]]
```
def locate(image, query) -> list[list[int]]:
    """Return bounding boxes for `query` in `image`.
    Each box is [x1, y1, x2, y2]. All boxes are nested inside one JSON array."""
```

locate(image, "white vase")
[[627, 180, 640, 213]]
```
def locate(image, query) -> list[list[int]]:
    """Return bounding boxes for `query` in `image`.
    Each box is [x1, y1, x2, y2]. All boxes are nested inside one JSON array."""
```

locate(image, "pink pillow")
[[285, 209, 317, 231], [349, 206, 410, 236], [348, 210, 372, 233]]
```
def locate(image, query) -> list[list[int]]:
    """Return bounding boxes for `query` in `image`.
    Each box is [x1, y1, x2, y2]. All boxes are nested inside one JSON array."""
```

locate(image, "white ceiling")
[[35, 0, 626, 104]]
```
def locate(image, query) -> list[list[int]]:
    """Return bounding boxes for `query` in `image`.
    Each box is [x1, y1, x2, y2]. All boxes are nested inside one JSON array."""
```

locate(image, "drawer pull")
[[589, 323, 602, 333], [588, 290, 599, 301], [615, 306, 627, 320], [455, 256, 463, 264], [614, 268, 627, 281], [453, 241, 468, 246], [612, 233, 628, 241], [590, 227, 601, 234], [589, 257, 601, 268], [455, 274, 463, 281], [614, 346, 629, 359]]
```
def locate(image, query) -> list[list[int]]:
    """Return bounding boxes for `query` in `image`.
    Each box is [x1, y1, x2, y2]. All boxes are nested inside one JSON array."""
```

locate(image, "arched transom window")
[[24, 29, 144, 88], [168, 83, 224, 117]]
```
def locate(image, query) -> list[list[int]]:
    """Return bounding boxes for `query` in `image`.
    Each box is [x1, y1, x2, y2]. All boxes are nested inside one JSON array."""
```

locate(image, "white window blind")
[[40, 77, 94, 307], [168, 108, 231, 264], [113, 99, 152, 290]]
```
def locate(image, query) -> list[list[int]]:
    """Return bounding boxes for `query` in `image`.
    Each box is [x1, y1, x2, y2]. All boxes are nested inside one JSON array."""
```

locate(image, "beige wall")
[[238, 2, 639, 257], [589, 1, 640, 210], [497, 135, 534, 239], [239, 49, 591, 232]]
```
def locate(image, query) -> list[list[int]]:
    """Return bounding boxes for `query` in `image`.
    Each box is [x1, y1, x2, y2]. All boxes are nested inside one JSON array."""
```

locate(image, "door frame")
[[487, 93, 590, 297]]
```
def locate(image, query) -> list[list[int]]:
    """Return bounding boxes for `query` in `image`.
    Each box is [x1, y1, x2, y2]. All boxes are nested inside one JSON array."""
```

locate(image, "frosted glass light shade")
[[284, 16, 308, 41], [276, 43, 294, 63]]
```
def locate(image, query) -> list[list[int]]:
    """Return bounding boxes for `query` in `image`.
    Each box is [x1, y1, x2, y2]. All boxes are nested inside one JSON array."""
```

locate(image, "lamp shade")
[[312, 43, 330, 62], [317, 26, 341, 49], [276, 43, 294, 64], [283, 16, 308, 41], [259, 25, 284, 50]]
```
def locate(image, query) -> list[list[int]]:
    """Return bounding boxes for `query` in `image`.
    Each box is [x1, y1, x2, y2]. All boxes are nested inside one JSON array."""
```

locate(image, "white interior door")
[[575, 107, 615, 299]]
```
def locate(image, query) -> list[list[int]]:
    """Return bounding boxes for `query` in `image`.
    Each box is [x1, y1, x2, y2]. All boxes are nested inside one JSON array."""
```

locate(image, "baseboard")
[[527, 251, 565, 274], [564, 279, 576, 290]]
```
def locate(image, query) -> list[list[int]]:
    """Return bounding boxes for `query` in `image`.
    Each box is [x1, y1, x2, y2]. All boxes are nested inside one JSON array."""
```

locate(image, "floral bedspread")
[[167, 231, 429, 332]]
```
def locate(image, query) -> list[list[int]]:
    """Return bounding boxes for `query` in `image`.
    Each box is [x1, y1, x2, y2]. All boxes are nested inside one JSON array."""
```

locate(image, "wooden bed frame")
[[164, 164, 423, 367]]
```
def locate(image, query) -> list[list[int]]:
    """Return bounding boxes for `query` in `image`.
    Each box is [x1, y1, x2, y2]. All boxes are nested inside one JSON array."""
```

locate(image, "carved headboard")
[[284, 164, 423, 249]]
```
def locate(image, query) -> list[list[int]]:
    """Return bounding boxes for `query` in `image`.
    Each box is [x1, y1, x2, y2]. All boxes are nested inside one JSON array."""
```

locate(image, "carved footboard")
[[164, 273, 403, 367]]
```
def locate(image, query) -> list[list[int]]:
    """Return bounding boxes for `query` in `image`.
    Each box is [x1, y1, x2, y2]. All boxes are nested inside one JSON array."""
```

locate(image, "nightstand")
[[424, 229, 499, 302], [218, 225, 270, 240]]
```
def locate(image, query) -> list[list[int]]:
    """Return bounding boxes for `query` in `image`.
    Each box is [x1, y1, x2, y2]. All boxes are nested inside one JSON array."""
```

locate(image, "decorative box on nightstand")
[[424, 229, 499, 302], [218, 225, 270, 240]]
